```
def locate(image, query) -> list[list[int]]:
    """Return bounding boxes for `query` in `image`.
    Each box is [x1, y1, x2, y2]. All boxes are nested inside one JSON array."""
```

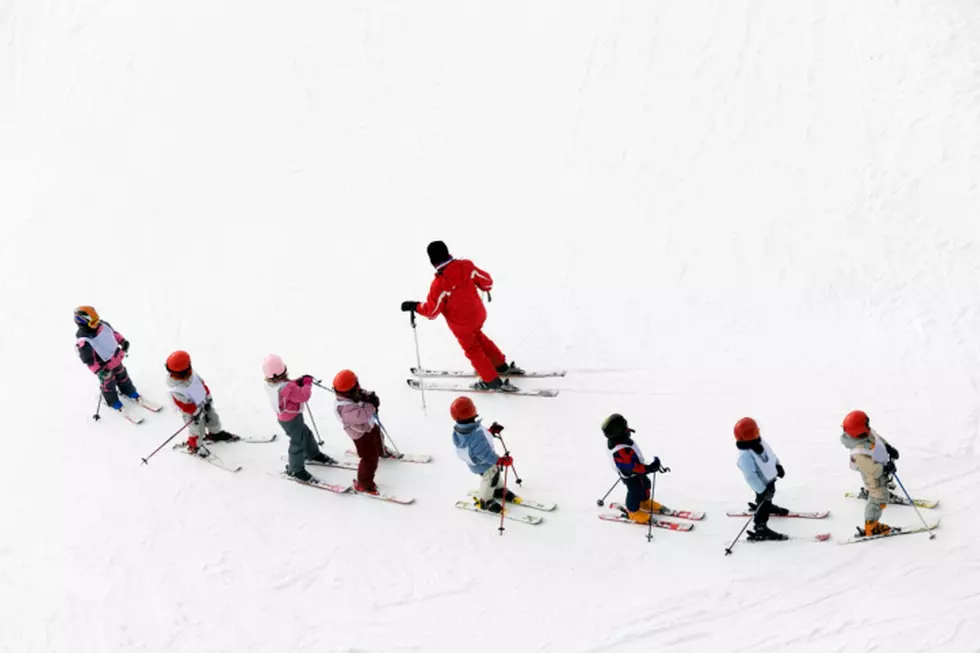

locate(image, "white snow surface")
[[2, 2, 980, 652]]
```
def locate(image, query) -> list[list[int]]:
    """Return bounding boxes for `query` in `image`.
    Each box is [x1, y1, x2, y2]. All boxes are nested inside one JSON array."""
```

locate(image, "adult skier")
[[450, 396, 514, 513], [165, 350, 237, 455], [262, 354, 337, 482], [840, 410, 900, 536], [400, 240, 524, 392], [332, 369, 396, 494], [734, 417, 790, 541], [74, 306, 146, 417], [602, 413, 670, 524]]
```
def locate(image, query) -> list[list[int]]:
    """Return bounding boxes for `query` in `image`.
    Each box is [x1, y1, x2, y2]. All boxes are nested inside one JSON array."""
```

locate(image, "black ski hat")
[[427, 240, 451, 267], [601, 413, 633, 439]]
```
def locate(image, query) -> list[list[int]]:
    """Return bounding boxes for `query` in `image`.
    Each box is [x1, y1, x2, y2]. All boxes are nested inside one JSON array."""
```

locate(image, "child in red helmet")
[[450, 396, 514, 513], [601, 413, 671, 525], [840, 410, 901, 537], [165, 351, 237, 456], [332, 369, 395, 494], [734, 417, 789, 541]]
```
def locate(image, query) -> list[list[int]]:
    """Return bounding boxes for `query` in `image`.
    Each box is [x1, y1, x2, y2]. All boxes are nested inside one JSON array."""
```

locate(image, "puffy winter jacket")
[[736, 438, 781, 494], [167, 372, 212, 414], [266, 376, 312, 422], [452, 420, 499, 474], [76, 322, 127, 373], [334, 396, 378, 440], [416, 258, 493, 333]]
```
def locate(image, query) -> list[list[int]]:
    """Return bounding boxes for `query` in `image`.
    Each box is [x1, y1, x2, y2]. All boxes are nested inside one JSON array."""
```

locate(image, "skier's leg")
[[114, 365, 138, 399], [479, 466, 501, 501], [475, 330, 506, 369], [754, 488, 774, 528], [203, 404, 224, 436], [281, 416, 308, 475], [354, 427, 381, 491], [454, 328, 499, 383], [100, 372, 121, 407]]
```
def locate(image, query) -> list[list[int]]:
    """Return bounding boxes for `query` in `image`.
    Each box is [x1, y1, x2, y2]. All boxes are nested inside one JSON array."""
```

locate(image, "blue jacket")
[[736, 439, 780, 494], [452, 420, 499, 474]]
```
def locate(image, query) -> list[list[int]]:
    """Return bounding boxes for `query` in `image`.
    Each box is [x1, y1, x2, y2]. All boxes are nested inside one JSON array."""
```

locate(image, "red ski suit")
[[416, 258, 505, 382]]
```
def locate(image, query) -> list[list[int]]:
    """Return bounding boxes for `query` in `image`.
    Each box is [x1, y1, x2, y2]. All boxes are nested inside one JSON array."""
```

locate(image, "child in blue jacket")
[[602, 413, 669, 524], [451, 396, 514, 513], [734, 417, 789, 541]]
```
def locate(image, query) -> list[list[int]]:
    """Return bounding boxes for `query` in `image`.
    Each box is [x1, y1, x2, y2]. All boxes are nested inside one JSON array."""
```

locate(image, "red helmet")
[[165, 350, 192, 375], [450, 396, 478, 421], [734, 417, 760, 442], [333, 369, 358, 393], [842, 410, 870, 438]]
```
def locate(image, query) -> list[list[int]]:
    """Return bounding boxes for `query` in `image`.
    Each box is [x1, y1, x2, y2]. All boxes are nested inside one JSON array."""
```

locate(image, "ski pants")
[[279, 414, 321, 475], [623, 474, 651, 513], [187, 401, 222, 439], [864, 477, 888, 522], [477, 465, 505, 501], [753, 480, 777, 527], [99, 365, 137, 406], [451, 324, 505, 382], [352, 425, 383, 489]]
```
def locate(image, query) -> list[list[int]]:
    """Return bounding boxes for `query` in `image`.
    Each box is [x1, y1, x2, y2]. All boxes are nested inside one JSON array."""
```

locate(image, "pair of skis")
[[599, 503, 705, 531], [173, 434, 278, 473], [111, 395, 164, 424], [407, 367, 565, 398], [455, 491, 557, 525], [286, 450, 432, 504], [725, 506, 941, 545]]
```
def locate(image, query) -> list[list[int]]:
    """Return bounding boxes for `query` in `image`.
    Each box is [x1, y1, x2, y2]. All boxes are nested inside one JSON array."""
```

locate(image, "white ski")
[[411, 367, 566, 379], [467, 490, 556, 511], [345, 449, 432, 464], [406, 378, 558, 398], [454, 500, 543, 524]]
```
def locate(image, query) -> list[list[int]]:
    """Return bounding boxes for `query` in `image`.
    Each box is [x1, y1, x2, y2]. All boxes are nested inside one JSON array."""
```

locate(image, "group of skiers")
[[75, 240, 905, 537]]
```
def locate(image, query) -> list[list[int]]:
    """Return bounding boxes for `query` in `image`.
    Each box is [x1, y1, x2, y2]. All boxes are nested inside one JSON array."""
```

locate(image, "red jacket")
[[416, 259, 493, 333]]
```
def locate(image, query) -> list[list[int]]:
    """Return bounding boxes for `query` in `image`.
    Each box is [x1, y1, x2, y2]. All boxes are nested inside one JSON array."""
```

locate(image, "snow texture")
[[2, 1, 980, 652]]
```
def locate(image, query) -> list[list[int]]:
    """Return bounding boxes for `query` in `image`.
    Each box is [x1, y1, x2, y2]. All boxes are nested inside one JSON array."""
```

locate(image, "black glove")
[[885, 443, 900, 460], [645, 457, 665, 473], [883, 460, 896, 476], [191, 408, 202, 424], [364, 392, 380, 408], [776, 464, 785, 478], [401, 301, 419, 312], [120, 339, 130, 353]]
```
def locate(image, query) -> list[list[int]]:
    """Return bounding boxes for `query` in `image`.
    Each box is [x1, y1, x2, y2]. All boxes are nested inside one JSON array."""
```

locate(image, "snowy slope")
[[2, 1, 980, 651]]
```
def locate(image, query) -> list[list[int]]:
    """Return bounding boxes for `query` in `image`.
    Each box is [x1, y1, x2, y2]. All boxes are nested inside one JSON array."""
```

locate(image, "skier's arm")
[[283, 379, 313, 405], [471, 429, 500, 467], [76, 340, 101, 372], [338, 402, 377, 434], [416, 277, 448, 320], [472, 265, 493, 293], [613, 447, 646, 477]]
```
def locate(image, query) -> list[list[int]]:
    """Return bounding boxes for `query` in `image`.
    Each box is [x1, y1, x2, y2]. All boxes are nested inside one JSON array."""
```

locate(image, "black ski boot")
[[205, 431, 239, 442], [286, 466, 314, 483], [770, 504, 790, 517], [495, 362, 526, 376], [477, 498, 503, 513], [308, 452, 338, 465], [471, 377, 519, 393], [493, 488, 517, 503], [747, 524, 788, 541]]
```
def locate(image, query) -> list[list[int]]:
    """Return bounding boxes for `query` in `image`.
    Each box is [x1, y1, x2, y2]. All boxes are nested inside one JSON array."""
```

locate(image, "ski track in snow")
[[2, 1, 980, 652]]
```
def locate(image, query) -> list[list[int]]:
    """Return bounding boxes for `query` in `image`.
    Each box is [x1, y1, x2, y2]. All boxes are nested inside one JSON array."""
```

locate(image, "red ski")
[[599, 514, 693, 531], [609, 502, 703, 521]]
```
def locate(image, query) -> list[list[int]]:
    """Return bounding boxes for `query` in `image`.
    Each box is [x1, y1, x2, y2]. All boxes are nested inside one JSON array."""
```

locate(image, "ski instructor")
[[401, 240, 524, 392]]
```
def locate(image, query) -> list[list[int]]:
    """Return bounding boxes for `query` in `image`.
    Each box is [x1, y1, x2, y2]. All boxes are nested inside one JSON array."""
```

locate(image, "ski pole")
[[306, 404, 325, 446], [498, 464, 509, 536], [596, 478, 621, 507], [92, 394, 103, 421], [491, 432, 522, 486], [725, 514, 754, 555], [892, 472, 937, 540], [140, 418, 196, 465], [375, 416, 402, 457], [410, 311, 427, 411], [646, 472, 657, 543]]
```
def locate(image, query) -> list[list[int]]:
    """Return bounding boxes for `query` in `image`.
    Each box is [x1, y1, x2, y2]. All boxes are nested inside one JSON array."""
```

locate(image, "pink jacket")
[[271, 377, 312, 422], [334, 398, 378, 440]]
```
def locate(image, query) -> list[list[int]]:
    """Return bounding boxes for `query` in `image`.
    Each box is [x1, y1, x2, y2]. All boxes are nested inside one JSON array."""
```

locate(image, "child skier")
[[450, 396, 514, 513], [262, 354, 336, 482], [841, 410, 901, 536], [74, 306, 146, 417], [165, 350, 237, 456], [734, 417, 789, 541], [601, 413, 670, 524], [332, 369, 396, 494], [400, 240, 524, 392]]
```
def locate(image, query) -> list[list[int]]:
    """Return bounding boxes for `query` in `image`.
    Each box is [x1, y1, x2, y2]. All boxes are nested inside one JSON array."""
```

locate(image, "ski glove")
[[497, 455, 513, 467], [364, 391, 380, 408], [97, 367, 113, 381], [885, 443, 900, 460], [645, 457, 666, 474], [776, 464, 785, 478], [401, 301, 419, 313], [883, 460, 896, 476], [120, 339, 130, 353], [296, 375, 313, 388], [488, 422, 504, 436]]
